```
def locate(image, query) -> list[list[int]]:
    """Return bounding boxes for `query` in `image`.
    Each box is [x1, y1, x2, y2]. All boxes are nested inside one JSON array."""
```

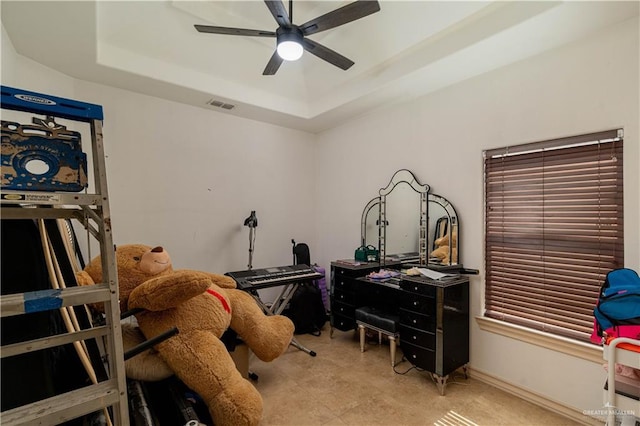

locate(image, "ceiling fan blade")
[[301, 38, 354, 71], [300, 0, 380, 36], [264, 0, 291, 27], [195, 24, 275, 37], [263, 51, 284, 75]]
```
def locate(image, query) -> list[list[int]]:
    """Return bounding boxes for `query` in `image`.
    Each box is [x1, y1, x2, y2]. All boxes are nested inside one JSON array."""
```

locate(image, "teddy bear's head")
[[83, 244, 173, 311]]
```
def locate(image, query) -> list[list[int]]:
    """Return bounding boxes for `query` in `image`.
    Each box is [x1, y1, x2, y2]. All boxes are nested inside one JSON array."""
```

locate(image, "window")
[[483, 130, 624, 343]]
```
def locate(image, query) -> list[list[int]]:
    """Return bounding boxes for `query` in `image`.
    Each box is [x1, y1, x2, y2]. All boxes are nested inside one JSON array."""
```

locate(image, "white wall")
[[315, 16, 639, 415], [1, 27, 319, 295], [74, 81, 318, 277]]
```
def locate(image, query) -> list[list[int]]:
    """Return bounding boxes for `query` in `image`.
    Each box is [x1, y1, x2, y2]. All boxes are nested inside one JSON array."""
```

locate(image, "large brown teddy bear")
[[77, 244, 295, 426]]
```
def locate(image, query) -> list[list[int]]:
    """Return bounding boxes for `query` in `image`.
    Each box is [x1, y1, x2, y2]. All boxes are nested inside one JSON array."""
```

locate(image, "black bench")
[[355, 306, 400, 368]]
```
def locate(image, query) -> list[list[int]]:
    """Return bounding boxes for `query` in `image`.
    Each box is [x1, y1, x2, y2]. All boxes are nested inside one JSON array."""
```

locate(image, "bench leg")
[[358, 324, 366, 352], [389, 335, 397, 367]]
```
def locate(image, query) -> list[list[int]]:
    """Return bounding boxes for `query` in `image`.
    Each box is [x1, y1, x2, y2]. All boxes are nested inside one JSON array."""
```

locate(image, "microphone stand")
[[291, 239, 296, 265], [244, 211, 258, 270], [247, 226, 256, 270]]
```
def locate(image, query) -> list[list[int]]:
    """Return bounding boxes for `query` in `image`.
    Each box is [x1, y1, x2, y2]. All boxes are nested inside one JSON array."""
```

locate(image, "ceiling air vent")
[[206, 99, 235, 110]]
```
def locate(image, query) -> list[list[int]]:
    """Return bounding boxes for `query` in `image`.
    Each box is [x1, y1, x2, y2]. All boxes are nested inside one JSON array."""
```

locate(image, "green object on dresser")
[[355, 245, 379, 262]]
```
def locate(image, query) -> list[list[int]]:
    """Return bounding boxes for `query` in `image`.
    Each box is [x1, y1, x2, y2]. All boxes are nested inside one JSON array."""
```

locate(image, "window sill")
[[475, 316, 603, 364]]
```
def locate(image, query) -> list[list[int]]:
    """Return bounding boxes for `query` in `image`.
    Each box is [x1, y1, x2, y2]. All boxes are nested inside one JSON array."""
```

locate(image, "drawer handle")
[[412, 354, 416, 359], [413, 301, 418, 306], [340, 307, 344, 312], [413, 319, 417, 324], [412, 335, 417, 340], [340, 295, 344, 299], [414, 286, 418, 291]]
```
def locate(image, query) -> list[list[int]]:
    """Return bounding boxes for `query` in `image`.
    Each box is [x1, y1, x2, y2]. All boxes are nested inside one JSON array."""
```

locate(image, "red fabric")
[[606, 336, 640, 353], [591, 318, 640, 344], [206, 289, 231, 314]]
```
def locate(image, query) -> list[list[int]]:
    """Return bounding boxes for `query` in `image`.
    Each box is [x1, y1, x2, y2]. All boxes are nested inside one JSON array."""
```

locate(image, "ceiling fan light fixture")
[[276, 27, 304, 61], [194, 0, 381, 74], [277, 40, 303, 61]]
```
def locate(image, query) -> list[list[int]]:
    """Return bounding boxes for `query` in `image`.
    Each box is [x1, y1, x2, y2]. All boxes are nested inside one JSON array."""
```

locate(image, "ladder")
[[0, 86, 129, 425]]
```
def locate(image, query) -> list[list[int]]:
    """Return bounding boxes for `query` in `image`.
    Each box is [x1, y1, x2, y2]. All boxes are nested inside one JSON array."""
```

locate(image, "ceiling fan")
[[194, 0, 381, 75]]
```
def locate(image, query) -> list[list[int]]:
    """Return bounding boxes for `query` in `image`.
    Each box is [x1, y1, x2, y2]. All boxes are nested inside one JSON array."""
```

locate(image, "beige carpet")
[[250, 327, 581, 426]]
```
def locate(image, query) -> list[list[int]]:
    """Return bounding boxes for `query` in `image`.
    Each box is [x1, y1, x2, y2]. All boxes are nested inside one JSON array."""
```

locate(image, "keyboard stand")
[[262, 283, 297, 315]]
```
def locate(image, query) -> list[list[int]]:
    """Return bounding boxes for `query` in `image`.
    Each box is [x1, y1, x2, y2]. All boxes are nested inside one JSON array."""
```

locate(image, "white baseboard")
[[468, 367, 604, 426]]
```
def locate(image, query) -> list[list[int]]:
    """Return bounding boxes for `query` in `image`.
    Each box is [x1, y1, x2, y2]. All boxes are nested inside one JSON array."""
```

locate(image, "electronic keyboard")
[[226, 264, 323, 290]]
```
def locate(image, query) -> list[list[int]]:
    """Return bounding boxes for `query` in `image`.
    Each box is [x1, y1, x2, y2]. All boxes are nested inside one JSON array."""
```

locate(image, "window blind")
[[484, 130, 624, 342]]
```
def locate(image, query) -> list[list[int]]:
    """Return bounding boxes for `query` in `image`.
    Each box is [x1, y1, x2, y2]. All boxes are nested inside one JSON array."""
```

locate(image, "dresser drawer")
[[401, 281, 436, 298], [399, 324, 435, 349], [334, 266, 375, 278], [403, 295, 435, 316], [331, 312, 356, 331], [401, 340, 435, 371], [332, 289, 356, 305], [332, 300, 355, 318], [399, 308, 435, 331], [333, 276, 359, 292]]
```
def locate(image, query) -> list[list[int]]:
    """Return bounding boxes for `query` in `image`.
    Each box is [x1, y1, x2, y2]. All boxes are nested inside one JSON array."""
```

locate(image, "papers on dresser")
[[417, 268, 457, 281]]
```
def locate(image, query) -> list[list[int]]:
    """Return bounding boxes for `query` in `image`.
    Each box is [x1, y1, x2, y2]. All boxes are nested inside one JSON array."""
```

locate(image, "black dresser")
[[330, 261, 402, 333], [330, 261, 469, 395], [399, 274, 469, 394]]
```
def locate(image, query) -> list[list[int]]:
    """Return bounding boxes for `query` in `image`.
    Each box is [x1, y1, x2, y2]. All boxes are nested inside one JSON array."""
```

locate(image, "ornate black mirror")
[[359, 169, 461, 268], [379, 169, 429, 265]]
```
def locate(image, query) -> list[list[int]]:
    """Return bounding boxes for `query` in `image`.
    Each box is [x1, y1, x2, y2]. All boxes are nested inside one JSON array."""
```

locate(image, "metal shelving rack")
[[604, 337, 640, 426], [0, 86, 129, 424]]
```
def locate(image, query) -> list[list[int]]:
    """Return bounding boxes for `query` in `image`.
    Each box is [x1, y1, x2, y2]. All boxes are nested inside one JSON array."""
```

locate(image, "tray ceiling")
[[2, 1, 638, 132]]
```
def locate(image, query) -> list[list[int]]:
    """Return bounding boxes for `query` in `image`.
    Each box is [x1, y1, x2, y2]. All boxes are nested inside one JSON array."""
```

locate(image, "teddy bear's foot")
[[245, 315, 295, 361], [227, 289, 295, 362], [208, 379, 263, 426], [159, 331, 264, 426]]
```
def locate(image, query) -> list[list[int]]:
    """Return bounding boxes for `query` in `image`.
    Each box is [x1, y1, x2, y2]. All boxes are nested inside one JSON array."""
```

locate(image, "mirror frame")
[[360, 197, 380, 247], [378, 169, 429, 265], [428, 193, 459, 266], [359, 169, 462, 268]]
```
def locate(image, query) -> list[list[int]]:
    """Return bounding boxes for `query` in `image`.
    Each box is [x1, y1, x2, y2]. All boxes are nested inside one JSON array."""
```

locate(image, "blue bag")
[[592, 268, 640, 342]]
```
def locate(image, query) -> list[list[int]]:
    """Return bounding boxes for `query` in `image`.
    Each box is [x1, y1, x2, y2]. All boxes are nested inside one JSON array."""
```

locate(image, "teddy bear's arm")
[[128, 271, 211, 311], [174, 270, 237, 289]]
